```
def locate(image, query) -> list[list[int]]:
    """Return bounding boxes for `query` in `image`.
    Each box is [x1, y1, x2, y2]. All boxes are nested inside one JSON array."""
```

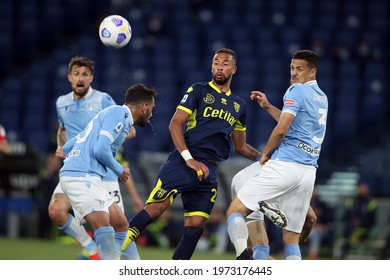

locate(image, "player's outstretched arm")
[[231, 130, 262, 161], [250, 91, 281, 122]]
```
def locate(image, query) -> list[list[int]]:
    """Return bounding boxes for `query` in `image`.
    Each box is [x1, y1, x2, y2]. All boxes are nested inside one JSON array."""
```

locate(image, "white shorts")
[[52, 182, 64, 195], [104, 181, 124, 213], [53, 179, 124, 213], [231, 161, 264, 221], [237, 160, 316, 233], [60, 176, 115, 225]]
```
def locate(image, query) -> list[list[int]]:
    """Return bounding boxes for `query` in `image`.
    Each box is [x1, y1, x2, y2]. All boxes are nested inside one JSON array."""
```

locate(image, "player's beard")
[[136, 109, 151, 127], [213, 73, 230, 86], [73, 84, 89, 98]]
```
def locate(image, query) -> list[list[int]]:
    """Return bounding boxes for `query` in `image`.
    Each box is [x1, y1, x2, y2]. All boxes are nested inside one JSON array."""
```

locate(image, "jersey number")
[[312, 108, 327, 144], [210, 188, 217, 203]]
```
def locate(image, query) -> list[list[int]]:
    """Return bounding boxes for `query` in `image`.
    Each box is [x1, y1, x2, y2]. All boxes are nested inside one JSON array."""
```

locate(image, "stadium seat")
[[244, 4, 263, 27], [333, 81, 359, 147]]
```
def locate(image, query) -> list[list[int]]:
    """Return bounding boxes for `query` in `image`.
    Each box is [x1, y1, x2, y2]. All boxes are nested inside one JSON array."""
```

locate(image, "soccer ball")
[[98, 15, 132, 48]]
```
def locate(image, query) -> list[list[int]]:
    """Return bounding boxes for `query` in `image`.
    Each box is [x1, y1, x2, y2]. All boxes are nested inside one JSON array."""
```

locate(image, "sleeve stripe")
[[99, 130, 114, 143], [177, 105, 192, 115], [282, 109, 297, 116]]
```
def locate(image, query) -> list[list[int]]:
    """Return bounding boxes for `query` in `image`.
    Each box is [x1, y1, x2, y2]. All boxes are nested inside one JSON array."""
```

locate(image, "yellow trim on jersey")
[[184, 211, 210, 219], [186, 108, 197, 130], [187, 86, 194, 93], [208, 81, 231, 96], [177, 105, 192, 115], [234, 120, 246, 131], [146, 179, 177, 205]]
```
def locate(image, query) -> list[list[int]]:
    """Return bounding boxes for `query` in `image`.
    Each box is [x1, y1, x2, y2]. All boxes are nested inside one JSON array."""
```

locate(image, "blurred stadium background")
[[0, 0, 389, 259]]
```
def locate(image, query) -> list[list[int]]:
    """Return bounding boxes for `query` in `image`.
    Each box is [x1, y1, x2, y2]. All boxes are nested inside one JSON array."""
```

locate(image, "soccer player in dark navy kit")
[[122, 48, 261, 259]]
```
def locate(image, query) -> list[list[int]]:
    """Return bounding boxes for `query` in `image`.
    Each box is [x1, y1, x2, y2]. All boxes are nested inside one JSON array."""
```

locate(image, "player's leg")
[[105, 181, 141, 260], [230, 162, 264, 259], [279, 164, 316, 260], [172, 160, 219, 260], [122, 153, 190, 252], [226, 196, 254, 259], [107, 199, 130, 258], [121, 198, 171, 251], [61, 176, 119, 260], [299, 206, 316, 244], [87, 210, 120, 260], [247, 219, 270, 260], [48, 183, 98, 258], [172, 215, 207, 260]]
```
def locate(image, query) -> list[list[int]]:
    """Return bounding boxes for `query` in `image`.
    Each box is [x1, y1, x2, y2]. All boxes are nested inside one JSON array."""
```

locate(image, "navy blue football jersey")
[[177, 81, 247, 162]]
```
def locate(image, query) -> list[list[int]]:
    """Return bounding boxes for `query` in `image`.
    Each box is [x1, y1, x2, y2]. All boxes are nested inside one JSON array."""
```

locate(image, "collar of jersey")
[[122, 104, 133, 126], [304, 80, 317, 86], [208, 81, 231, 96], [72, 87, 93, 100]]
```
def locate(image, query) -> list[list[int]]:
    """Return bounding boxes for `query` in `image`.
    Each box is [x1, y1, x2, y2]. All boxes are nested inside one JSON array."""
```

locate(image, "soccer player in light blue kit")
[[103, 150, 142, 260], [48, 56, 141, 260], [226, 50, 328, 260], [60, 83, 156, 259]]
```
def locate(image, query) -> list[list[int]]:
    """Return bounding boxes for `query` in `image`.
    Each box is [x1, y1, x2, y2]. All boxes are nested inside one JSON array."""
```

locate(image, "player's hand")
[[120, 166, 131, 182], [55, 146, 65, 159], [186, 159, 209, 181], [259, 154, 270, 166], [250, 91, 270, 109]]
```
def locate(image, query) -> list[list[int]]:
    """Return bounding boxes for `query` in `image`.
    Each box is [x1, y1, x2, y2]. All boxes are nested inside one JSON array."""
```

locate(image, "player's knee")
[[48, 195, 71, 224], [185, 216, 207, 227], [145, 200, 170, 219], [307, 207, 317, 225], [111, 217, 129, 232]]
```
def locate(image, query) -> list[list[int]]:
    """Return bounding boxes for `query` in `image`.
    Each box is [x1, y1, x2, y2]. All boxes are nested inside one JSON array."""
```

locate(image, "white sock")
[[227, 213, 248, 257], [59, 214, 98, 255]]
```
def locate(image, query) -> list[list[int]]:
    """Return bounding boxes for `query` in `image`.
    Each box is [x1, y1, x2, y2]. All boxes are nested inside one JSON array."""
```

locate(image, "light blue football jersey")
[[271, 80, 328, 167], [56, 87, 116, 141], [60, 105, 133, 179]]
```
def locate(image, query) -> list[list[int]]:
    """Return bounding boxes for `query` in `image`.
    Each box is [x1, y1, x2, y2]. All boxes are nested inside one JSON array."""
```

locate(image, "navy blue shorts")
[[146, 150, 218, 218]]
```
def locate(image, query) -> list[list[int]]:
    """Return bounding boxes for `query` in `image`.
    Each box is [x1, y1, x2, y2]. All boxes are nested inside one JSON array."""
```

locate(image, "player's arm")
[[94, 134, 126, 180], [169, 109, 209, 180], [251, 91, 281, 122], [62, 136, 77, 156], [56, 125, 67, 159], [125, 126, 136, 141], [260, 112, 294, 165], [231, 130, 262, 161]]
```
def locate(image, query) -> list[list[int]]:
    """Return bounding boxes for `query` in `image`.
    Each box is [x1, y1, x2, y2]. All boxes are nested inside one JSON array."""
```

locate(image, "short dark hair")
[[292, 50, 319, 69], [124, 83, 157, 105], [215, 48, 237, 64], [68, 56, 96, 74]]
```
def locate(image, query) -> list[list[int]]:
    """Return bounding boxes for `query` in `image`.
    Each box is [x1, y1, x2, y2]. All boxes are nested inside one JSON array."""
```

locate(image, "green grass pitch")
[[0, 237, 236, 260]]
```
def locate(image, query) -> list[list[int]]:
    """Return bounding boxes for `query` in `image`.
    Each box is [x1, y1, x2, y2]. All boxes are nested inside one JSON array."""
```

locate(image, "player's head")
[[211, 48, 237, 86], [67, 56, 96, 98], [125, 83, 157, 127], [68, 56, 96, 74], [290, 50, 319, 84]]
